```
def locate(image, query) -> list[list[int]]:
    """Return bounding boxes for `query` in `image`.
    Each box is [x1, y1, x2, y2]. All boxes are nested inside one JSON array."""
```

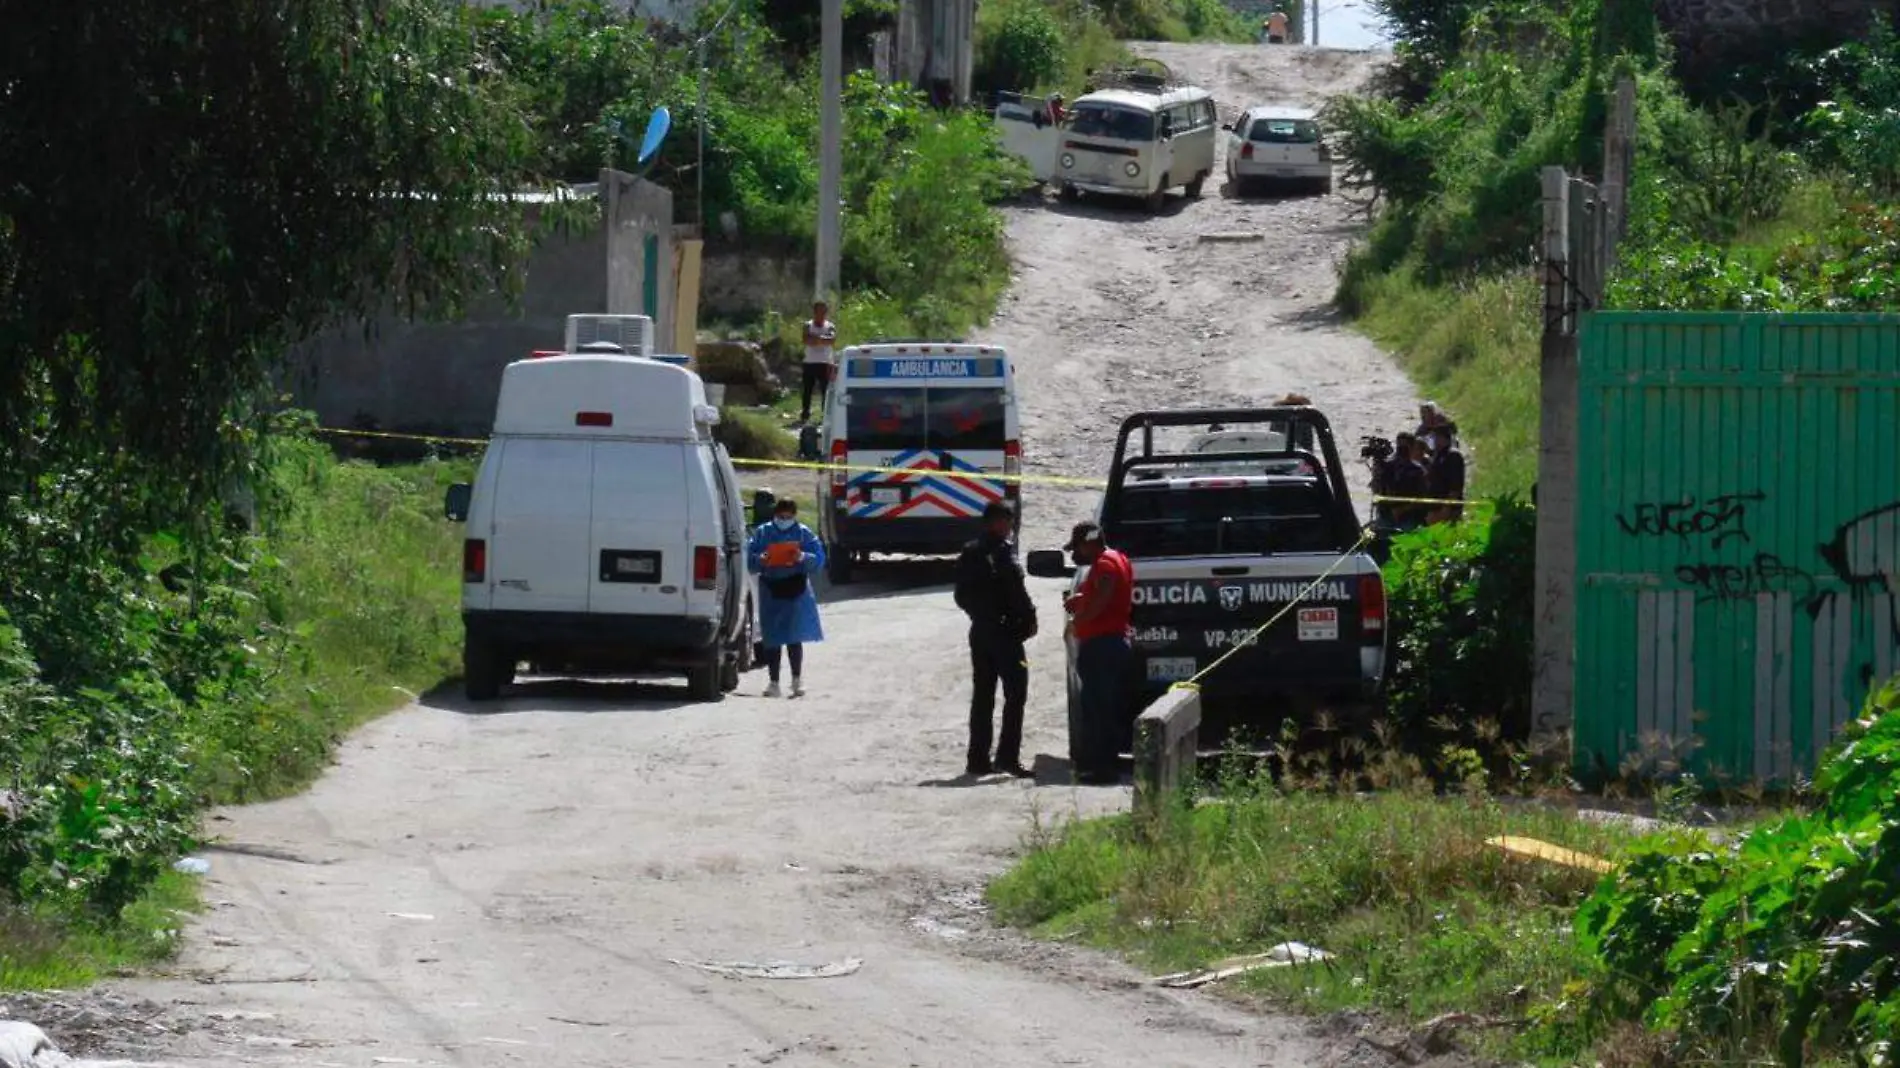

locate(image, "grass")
[[1341, 263, 1542, 497], [0, 872, 201, 989], [715, 406, 796, 462], [2, 443, 473, 992], [989, 766, 1657, 1062], [206, 444, 474, 804], [1336, 178, 1863, 501]]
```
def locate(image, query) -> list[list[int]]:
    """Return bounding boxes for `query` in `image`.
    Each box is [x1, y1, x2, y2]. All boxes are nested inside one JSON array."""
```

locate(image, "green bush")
[[714, 407, 794, 461], [1576, 677, 1900, 1063], [1793, 17, 1900, 197], [974, 0, 1066, 94], [0, 427, 468, 937], [1381, 498, 1536, 747]]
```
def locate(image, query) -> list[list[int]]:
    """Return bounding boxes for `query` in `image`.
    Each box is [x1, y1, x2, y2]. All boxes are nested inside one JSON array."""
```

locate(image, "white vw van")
[[815, 343, 1020, 584], [994, 64, 1216, 212], [444, 354, 755, 701]]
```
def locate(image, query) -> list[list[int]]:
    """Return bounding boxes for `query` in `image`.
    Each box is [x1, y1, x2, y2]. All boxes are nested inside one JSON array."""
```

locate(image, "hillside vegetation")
[[1331, 0, 1900, 495], [0, 0, 1247, 985]]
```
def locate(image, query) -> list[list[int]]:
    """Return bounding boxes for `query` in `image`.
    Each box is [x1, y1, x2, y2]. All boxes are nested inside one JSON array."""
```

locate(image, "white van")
[[994, 66, 1217, 212], [816, 343, 1020, 584], [1223, 104, 1334, 195], [444, 354, 755, 701]]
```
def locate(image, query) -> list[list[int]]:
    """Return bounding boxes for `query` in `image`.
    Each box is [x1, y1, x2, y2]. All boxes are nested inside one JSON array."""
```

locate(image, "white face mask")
[[773, 517, 795, 531]]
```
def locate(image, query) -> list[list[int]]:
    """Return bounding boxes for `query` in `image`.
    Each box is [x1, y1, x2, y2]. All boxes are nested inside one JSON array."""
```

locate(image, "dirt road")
[[69, 43, 1423, 1068]]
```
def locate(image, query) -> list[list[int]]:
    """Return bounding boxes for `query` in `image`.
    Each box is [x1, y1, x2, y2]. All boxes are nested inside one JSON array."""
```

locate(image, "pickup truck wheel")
[[826, 544, 854, 585], [464, 635, 507, 702], [1186, 170, 1207, 199], [1058, 182, 1079, 203]]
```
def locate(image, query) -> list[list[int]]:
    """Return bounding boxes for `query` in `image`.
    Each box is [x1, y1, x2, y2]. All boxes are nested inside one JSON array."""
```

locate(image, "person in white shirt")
[[800, 301, 836, 423]]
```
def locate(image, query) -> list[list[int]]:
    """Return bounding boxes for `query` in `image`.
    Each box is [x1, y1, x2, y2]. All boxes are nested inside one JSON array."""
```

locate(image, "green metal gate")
[[1575, 312, 1900, 783], [642, 233, 661, 323]]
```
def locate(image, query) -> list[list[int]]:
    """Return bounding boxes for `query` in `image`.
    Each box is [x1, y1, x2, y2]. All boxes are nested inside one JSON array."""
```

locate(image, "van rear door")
[[488, 439, 593, 613], [588, 441, 692, 617], [927, 386, 1009, 517], [993, 94, 1059, 181]]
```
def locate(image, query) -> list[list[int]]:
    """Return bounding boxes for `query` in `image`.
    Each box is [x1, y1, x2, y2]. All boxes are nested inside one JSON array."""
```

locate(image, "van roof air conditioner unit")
[[565, 314, 655, 357]]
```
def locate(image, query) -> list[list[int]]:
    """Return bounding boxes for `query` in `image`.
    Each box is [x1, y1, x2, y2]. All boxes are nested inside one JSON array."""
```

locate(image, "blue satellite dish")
[[638, 106, 671, 167]]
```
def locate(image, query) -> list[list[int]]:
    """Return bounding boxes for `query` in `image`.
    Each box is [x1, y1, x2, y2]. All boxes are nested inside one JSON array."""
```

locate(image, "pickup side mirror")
[[444, 483, 472, 522], [1025, 549, 1074, 579]]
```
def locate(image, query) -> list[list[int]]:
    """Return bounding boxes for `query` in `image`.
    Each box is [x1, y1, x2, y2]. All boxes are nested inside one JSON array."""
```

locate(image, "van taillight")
[[829, 440, 849, 497], [1359, 575, 1385, 634], [530, 350, 563, 359], [693, 546, 718, 590], [463, 539, 486, 584], [1003, 440, 1021, 499], [1241, 142, 1254, 160], [576, 411, 614, 427]]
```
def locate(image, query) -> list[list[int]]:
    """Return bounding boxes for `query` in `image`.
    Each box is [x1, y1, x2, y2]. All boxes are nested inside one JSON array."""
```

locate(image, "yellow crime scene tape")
[[314, 426, 1491, 506]]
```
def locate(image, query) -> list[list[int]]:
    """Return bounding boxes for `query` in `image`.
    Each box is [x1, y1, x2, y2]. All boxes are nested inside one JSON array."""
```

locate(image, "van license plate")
[[869, 486, 904, 504], [1297, 607, 1339, 641], [600, 549, 661, 583], [1146, 657, 1197, 682]]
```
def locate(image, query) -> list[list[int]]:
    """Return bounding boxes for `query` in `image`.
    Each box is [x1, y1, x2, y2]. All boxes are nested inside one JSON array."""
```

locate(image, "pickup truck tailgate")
[[1127, 554, 1385, 697]]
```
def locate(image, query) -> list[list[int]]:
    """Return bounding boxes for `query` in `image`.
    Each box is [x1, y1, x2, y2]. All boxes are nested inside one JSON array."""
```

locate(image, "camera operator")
[[1383, 432, 1431, 531], [1362, 435, 1396, 526]]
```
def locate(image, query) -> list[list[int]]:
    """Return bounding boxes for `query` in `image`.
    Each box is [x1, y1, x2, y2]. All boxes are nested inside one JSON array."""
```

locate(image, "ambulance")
[[815, 343, 1020, 584]]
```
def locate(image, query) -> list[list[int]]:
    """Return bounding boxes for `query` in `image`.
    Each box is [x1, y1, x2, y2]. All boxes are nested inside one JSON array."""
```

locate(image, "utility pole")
[[1532, 79, 1635, 755], [1310, 0, 1319, 46], [1532, 165, 1577, 745], [1600, 76, 1636, 272], [816, 0, 843, 301]]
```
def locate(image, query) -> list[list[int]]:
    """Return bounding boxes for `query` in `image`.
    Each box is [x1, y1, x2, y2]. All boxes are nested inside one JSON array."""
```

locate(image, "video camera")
[[1359, 435, 1393, 465]]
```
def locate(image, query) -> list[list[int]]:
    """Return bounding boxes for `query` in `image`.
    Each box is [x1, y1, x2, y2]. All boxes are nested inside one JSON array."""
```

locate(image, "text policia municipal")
[[1131, 579, 1354, 607]]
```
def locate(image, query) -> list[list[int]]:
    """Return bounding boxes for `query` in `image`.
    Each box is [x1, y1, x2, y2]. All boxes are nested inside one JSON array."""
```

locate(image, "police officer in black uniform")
[[955, 500, 1037, 778]]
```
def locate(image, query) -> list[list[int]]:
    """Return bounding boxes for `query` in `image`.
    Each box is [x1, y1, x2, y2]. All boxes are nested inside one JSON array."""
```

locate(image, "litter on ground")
[[1149, 941, 1332, 988], [1485, 835, 1616, 874], [668, 958, 863, 980]]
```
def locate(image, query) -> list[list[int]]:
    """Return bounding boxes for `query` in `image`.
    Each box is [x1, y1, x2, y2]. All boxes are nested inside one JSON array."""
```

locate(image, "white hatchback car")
[[1223, 105, 1333, 196]]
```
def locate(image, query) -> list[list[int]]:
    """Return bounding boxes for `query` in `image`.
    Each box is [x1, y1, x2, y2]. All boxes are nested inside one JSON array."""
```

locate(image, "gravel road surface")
[[54, 42, 1431, 1068]]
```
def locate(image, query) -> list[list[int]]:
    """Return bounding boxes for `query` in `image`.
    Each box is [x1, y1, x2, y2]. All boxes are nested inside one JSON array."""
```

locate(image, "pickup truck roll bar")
[[1107, 408, 1355, 525]]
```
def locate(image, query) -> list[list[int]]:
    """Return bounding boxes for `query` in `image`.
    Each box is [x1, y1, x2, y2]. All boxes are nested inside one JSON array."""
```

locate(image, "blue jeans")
[[1073, 635, 1131, 776]]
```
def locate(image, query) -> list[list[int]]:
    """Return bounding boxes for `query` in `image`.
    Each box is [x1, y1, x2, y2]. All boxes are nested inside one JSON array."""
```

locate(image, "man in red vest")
[[1063, 521, 1134, 785]]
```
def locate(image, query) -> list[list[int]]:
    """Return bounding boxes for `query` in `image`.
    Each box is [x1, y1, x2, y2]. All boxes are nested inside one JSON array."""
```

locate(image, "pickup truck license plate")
[[869, 486, 904, 504], [1146, 656, 1197, 682], [1297, 607, 1339, 641]]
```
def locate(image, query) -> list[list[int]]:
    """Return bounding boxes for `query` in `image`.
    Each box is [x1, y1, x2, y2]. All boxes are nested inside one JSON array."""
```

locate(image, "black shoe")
[[995, 761, 1033, 779], [965, 761, 993, 777]]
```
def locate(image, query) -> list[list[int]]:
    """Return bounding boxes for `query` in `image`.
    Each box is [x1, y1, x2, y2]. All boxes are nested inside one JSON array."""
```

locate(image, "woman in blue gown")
[[746, 498, 826, 697]]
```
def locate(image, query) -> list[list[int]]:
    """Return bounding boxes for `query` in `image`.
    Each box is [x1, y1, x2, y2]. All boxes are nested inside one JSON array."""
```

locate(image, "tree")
[[0, 0, 543, 534]]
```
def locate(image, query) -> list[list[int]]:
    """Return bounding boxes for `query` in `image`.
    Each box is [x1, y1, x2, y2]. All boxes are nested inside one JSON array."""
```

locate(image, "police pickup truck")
[[1026, 406, 1387, 753]]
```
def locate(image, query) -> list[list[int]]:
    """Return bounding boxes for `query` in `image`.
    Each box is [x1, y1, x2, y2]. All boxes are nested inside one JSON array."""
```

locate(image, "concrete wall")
[[700, 246, 814, 323], [895, 0, 974, 103], [287, 215, 609, 438], [287, 170, 679, 438]]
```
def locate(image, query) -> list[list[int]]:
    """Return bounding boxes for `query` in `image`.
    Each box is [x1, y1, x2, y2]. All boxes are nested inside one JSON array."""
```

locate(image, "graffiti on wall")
[[1613, 490, 1900, 721], [1614, 491, 1821, 604], [1813, 501, 1900, 691], [1615, 491, 1767, 551]]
